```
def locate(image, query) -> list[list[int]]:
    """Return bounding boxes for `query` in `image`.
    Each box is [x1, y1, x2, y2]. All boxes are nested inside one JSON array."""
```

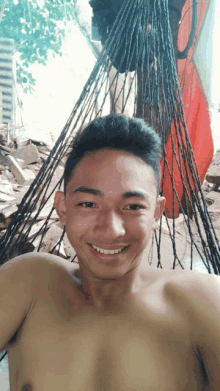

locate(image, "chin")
[[84, 262, 135, 281]]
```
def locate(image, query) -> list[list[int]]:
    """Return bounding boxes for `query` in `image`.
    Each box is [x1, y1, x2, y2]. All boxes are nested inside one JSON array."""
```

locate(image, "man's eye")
[[77, 202, 96, 208], [125, 204, 145, 210]]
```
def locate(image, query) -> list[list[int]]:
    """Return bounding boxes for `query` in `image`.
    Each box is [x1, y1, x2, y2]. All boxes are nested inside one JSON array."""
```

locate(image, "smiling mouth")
[[89, 243, 129, 255]]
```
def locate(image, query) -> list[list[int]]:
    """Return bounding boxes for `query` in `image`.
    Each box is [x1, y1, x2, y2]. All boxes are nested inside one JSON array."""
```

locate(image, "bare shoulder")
[[3, 251, 75, 271], [140, 266, 220, 293], [2, 252, 76, 294], [0, 252, 69, 351], [161, 268, 220, 305], [2, 251, 66, 267], [15, 251, 77, 284], [138, 267, 220, 314], [1, 253, 77, 350]]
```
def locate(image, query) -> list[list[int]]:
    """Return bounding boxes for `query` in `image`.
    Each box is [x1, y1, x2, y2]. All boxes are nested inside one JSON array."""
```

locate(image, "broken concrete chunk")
[[3, 169, 14, 181], [11, 142, 40, 165], [12, 183, 21, 191], [0, 192, 16, 202], [16, 139, 29, 148], [207, 192, 220, 212], [0, 179, 14, 195], [15, 158, 25, 168], [25, 164, 41, 173], [206, 169, 220, 185], [202, 179, 212, 194], [6, 155, 26, 184], [23, 168, 36, 185], [206, 149, 220, 184], [205, 191, 220, 206], [0, 152, 9, 166], [0, 203, 18, 219], [0, 144, 15, 154]]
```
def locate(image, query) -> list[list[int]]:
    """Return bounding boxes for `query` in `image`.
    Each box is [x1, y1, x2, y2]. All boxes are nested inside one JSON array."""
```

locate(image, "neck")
[[75, 266, 141, 312]]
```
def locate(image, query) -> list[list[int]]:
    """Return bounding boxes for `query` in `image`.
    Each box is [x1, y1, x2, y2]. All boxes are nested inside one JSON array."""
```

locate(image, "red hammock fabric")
[[161, 0, 214, 218]]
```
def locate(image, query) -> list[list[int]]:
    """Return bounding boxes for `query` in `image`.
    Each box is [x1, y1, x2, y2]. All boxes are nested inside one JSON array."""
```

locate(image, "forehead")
[[68, 149, 157, 196]]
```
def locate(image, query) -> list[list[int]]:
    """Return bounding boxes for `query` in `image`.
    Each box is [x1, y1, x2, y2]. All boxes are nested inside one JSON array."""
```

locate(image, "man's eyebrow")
[[122, 191, 150, 200], [71, 186, 102, 195], [70, 186, 149, 200]]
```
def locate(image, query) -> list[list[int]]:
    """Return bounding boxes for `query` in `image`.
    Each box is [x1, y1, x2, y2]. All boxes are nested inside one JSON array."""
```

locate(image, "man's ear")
[[54, 191, 67, 226], [152, 196, 166, 230]]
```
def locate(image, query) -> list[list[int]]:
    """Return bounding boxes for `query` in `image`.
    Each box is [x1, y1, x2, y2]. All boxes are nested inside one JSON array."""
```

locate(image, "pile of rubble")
[[202, 148, 220, 233], [0, 135, 46, 227], [0, 131, 77, 262]]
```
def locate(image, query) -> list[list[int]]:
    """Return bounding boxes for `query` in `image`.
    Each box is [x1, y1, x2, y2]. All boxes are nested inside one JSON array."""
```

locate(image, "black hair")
[[64, 114, 162, 195]]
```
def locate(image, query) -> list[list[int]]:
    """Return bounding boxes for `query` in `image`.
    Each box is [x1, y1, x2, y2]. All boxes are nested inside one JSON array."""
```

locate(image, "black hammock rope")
[[90, 0, 198, 66], [0, 0, 219, 363]]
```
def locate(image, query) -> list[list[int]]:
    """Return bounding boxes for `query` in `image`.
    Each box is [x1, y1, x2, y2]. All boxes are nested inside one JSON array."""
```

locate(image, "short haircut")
[[64, 114, 162, 195]]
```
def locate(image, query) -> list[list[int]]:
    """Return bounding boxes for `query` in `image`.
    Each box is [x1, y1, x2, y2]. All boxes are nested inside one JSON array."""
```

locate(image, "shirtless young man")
[[1, 114, 220, 391]]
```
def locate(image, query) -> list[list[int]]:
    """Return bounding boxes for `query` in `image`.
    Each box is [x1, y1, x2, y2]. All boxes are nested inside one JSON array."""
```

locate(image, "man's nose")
[[94, 209, 126, 238]]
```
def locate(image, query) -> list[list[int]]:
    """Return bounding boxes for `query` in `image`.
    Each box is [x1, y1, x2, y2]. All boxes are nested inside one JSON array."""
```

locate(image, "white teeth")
[[91, 244, 125, 255]]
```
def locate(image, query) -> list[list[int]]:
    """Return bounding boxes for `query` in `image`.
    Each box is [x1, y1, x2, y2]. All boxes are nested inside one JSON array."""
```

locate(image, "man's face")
[[55, 149, 165, 279]]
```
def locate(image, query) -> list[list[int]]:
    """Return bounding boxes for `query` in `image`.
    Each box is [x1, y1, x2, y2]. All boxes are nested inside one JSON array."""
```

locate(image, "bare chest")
[[7, 288, 202, 391]]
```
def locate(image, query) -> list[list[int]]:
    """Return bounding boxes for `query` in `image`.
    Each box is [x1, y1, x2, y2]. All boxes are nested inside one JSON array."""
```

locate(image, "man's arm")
[[0, 254, 39, 350]]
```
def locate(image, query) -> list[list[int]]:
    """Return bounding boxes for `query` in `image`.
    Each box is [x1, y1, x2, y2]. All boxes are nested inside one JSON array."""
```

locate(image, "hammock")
[[0, 0, 219, 274]]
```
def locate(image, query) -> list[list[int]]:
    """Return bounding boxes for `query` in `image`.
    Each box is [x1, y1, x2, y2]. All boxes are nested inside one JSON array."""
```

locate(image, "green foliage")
[[0, 0, 76, 92]]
